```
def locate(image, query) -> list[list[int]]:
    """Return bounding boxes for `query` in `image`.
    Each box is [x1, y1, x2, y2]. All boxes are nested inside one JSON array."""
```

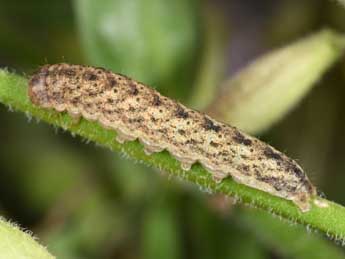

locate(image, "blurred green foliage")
[[1, 0, 345, 258], [74, 0, 201, 100]]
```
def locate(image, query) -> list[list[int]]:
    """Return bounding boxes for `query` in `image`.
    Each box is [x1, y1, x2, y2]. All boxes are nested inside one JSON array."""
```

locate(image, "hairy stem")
[[234, 208, 345, 258], [1, 70, 345, 242]]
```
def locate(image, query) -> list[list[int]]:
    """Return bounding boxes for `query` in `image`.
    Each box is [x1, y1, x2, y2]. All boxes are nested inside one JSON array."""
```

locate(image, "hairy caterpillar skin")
[[28, 63, 317, 212]]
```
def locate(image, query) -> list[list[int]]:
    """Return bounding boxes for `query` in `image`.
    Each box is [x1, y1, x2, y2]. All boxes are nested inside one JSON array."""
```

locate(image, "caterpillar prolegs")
[[28, 63, 320, 212]]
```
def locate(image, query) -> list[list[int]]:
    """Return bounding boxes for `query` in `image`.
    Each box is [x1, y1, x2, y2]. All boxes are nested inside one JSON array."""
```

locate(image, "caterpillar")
[[28, 63, 318, 212]]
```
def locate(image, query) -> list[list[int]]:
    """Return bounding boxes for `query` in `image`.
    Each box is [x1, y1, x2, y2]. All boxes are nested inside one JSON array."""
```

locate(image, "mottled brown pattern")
[[28, 63, 317, 212]]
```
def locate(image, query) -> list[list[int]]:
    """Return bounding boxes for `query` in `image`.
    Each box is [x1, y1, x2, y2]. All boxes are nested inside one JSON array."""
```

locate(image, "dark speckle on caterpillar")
[[28, 63, 323, 212]]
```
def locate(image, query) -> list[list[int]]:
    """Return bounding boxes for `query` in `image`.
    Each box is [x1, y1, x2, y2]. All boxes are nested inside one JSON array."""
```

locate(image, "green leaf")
[[206, 29, 345, 134], [74, 0, 200, 99], [0, 217, 55, 259]]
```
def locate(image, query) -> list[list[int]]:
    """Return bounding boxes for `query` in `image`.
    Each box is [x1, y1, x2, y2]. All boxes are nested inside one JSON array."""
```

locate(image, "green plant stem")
[[234, 208, 345, 259], [1, 71, 345, 242]]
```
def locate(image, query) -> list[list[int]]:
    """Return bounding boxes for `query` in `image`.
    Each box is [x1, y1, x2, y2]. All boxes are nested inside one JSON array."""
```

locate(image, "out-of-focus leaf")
[[0, 0, 82, 69], [188, 197, 267, 259], [142, 199, 181, 259], [74, 0, 201, 99], [336, 0, 345, 8], [207, 29, 345, 134], [41, 187, 128, 258], [108, 153, 156, 203], [0, 128, 89, 213], [189, 2, 228, 110]]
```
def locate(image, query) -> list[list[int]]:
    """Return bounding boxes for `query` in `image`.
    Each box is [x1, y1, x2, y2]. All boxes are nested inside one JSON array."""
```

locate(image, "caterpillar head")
[[28, 65, 50, 107]]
